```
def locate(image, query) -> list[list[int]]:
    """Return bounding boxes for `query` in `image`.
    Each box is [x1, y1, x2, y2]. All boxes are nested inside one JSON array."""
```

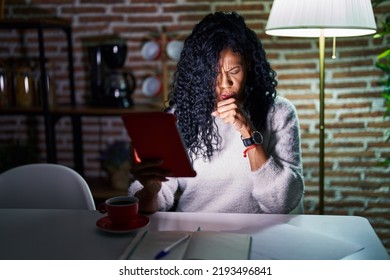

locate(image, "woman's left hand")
[[212, 97, 251, 137]]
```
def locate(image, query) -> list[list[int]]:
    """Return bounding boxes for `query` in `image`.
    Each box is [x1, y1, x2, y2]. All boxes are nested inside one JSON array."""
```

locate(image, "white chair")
[[0, 163, 96, 210]]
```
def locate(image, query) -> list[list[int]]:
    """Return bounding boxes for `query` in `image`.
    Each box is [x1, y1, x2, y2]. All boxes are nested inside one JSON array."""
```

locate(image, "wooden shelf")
[[0, 18, 71, 30]]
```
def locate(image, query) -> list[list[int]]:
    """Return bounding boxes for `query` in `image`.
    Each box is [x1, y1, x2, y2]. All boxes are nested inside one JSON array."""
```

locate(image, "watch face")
[[253, 131, 263, 144]]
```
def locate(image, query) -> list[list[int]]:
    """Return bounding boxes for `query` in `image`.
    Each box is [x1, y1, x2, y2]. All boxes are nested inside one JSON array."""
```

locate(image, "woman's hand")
[[212, 97, 252, 137], [130, 158, 171, 195]]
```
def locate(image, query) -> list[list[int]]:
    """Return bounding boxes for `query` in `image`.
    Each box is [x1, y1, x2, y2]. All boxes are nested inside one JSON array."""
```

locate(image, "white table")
[[0, 209, 388, 260]]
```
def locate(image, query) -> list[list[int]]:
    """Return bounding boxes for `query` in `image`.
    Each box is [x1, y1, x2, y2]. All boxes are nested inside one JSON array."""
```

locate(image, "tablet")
[[121, 112, 197, 177]]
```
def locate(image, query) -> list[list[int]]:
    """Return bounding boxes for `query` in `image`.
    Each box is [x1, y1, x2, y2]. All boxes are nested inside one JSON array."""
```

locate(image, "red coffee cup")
[[98, 196, 139, 226]]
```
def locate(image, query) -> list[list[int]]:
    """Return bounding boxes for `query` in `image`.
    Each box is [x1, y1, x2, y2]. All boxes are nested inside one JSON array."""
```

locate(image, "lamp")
[[265, 0, 377, 214]]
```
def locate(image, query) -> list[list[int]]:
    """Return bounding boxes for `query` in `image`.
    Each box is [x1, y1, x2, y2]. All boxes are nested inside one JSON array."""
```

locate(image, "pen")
[[154, 234, 191, 260]]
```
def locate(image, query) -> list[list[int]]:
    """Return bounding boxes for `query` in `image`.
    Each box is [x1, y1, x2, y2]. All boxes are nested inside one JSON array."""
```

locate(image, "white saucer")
[[166, 40, 183, 61], [141, 41, 161, 61], [142, 76, 162, 97]]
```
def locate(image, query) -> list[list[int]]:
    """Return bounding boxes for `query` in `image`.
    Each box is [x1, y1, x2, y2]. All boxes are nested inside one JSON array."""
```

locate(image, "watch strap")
[[241, 131, 263, 147], [241, 136, 255, 147]]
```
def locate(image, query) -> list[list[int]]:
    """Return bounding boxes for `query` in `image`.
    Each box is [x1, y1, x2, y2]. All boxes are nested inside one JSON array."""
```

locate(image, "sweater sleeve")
[[251, 97, 304, 213]]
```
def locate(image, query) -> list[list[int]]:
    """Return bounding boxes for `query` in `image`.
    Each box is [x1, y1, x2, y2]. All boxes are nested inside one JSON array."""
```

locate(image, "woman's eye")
[[229, 68, 240, 75]]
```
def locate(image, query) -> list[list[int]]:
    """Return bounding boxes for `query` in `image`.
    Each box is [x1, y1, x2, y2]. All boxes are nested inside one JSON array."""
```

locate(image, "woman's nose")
[[218, 72, 233, 88]]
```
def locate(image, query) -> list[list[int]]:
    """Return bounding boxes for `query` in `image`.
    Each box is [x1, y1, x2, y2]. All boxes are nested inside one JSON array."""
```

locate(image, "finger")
[[215, 97, 236, 108], [218, 105, 240, 120], [216, 101, 239, 115], [215, 105, 235, 116], [215, 105, 237, 119]]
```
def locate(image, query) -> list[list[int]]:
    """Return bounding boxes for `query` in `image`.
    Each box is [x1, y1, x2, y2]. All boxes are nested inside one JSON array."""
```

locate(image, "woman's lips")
[[221, 93, 235, 100]]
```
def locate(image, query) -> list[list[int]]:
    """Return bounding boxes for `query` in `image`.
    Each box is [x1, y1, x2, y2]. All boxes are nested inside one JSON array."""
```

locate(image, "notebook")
[[119, 230, 252, 260], [121, 112, 197, 177]]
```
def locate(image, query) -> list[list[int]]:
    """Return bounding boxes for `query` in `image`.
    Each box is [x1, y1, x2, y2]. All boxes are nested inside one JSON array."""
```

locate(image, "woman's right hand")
[[130, 158, 171, 195]]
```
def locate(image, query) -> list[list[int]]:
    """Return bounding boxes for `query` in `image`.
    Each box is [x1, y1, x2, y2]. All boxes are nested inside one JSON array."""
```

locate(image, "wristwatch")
[[241, 131, 263, 147]]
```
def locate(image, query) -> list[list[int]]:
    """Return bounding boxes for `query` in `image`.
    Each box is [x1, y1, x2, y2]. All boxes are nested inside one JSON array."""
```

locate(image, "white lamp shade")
[[265, 0, 377, 38]]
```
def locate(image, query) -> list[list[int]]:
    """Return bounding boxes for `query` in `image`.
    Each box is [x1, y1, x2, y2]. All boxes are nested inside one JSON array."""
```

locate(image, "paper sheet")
[[251, 224, 364, 260]]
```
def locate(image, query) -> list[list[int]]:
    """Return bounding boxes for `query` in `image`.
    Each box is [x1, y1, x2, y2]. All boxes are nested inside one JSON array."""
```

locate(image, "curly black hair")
[[166, 11, 277, 160]]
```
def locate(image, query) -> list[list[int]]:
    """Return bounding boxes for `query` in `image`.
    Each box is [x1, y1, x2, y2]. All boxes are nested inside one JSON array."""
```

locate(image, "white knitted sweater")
[[129, 96, 304, 214]]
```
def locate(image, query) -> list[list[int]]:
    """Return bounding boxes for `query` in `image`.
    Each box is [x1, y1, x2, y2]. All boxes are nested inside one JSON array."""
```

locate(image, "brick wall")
[[1, 0, 389, 253]]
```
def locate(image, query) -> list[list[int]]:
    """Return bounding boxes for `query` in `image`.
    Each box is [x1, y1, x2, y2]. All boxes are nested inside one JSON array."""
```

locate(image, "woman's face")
[[215, 48, 247, 103]]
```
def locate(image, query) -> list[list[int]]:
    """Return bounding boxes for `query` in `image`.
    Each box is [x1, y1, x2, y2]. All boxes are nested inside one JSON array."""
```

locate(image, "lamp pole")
[[319, 33, 325, 215]]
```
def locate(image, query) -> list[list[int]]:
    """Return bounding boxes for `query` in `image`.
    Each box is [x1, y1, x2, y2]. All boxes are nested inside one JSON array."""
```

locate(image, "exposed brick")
[[339, 111, 385, 119], [333, 132, 383, 138], [163, 5, 210, 13], [127, 15, 173, 24], [333, 69, 383, 79], [326, 81, 367, 89], [79, 15, 125, 23], [327, 142, 364, 148], [131, 0, 175, 3], [325, 201, 366, 208], [342, 191, 390, 199], [112, 6, 158, 14], [61, 7, 106, 14], [327, 59, 374, 69], [277, 73, 319, 80], [79, 0, 123, 3], [325, 122, 366, 129]]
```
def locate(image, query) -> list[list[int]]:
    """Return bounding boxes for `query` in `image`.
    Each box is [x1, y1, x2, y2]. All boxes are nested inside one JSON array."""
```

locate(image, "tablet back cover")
[[122, 112, 196, 177]]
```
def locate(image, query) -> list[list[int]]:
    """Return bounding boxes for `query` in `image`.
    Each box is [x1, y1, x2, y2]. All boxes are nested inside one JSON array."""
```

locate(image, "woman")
[[129, 11, 304, 214]]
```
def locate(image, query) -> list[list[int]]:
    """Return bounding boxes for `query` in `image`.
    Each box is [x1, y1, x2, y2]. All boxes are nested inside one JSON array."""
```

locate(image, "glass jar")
[[15, 65, 36, 108], [0, 66, 10, 108]]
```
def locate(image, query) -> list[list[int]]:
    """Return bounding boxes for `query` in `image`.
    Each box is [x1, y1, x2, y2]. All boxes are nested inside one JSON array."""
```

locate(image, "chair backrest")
[[0, 163, 96, 210]]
